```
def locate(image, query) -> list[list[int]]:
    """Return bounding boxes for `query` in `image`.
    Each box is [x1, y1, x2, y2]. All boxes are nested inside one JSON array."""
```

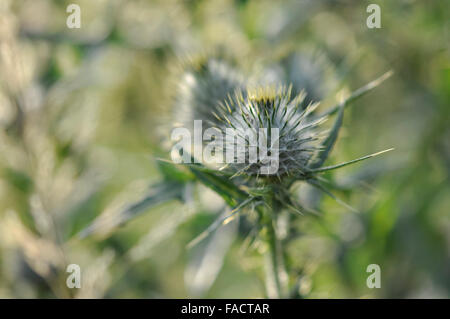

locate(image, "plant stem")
[[262, 204, 288, 298]]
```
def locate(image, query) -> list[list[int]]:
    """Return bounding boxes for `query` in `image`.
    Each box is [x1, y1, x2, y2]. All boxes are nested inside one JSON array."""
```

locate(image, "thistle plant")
[[82, 53, 393, 298], [189, 73, 393, 297]]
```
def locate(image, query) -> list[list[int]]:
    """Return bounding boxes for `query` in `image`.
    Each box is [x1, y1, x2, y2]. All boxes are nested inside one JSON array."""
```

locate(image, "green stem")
[[262, 202, 288, 298]]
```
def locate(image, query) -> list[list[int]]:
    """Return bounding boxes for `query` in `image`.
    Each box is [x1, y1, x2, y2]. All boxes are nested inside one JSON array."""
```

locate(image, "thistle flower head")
[[174, 56, 246, 131], [215, 86, 327, 179]]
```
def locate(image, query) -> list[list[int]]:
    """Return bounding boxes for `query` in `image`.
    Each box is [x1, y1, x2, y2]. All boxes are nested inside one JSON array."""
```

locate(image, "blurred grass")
[[0, 0, 449, 298]]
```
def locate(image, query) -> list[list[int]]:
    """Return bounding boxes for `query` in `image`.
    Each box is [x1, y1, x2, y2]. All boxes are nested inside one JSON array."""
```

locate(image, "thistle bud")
[[214, 86, 327, 179]]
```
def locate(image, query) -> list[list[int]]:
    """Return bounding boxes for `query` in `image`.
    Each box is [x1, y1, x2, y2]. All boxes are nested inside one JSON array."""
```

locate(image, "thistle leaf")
[[308, 148, 394, 174], [79, 182, 184, 238], [319, 70, 393, 118], [307, 178, 358, 213], [187, 197, 256, 249], [156, 159, 195, 182], [309, 104, 344, 169], [189, 166, 247, 206], [156, 157, 233, 177]]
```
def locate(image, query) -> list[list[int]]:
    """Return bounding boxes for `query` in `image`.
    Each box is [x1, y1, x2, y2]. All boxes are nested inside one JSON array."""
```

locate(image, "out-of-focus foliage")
[[0, 0, 449, 298]]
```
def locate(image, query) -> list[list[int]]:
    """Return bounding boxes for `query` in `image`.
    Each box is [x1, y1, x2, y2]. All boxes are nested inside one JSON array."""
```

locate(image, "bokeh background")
[[0, 0, 449, 298]]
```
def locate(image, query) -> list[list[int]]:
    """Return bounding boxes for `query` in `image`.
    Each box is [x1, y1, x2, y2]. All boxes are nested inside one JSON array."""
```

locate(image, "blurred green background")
[[0, 0, 449, 298]]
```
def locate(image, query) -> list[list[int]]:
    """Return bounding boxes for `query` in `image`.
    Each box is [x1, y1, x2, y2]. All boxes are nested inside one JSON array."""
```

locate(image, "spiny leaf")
[[187, 197, 256, 249], [156, 157, 233, 177], [156, 159, 195, 182], [308, 148, 394, 174], [160, 149, 246, 205], [78, 182, 184, 238], [319, 70, 393, 118], [307, 178, 358, 213], [309, 103, 344, 169], [189, 166, 247, 206]]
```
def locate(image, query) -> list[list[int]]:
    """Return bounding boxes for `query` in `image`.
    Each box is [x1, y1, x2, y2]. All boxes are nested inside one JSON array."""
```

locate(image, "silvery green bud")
[[214, 86, 327, 179]]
